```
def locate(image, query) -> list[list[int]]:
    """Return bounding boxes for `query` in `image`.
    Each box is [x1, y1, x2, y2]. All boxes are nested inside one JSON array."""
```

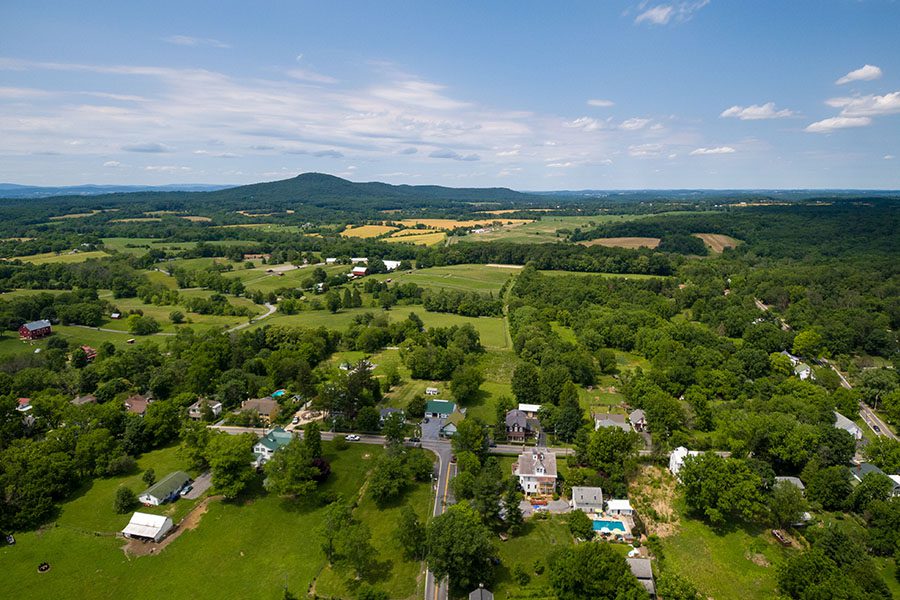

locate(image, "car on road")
[[346, 434, 361, 441], [423, 418, 430, 423], [292, 416, 300, 425], [180, 485, 193, 497], [874, 425, 881, 433]]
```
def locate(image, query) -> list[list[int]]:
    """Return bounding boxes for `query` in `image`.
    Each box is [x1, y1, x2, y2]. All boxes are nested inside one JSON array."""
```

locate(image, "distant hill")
[[0, 173, 538, 218], [0, 183, 232, 199]]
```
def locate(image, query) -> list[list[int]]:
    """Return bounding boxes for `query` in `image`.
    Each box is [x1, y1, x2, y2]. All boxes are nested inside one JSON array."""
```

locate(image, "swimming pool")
[[592, 519, 627, 532]]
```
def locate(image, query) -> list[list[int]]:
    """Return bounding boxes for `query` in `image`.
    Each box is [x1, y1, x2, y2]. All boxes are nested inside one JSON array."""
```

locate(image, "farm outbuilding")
[[121, 512, 174, 543], [139, 471, 191, 506], [19, 319, 52, 340]]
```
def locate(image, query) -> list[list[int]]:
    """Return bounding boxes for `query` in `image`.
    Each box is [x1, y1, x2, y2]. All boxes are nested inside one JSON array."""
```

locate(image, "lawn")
[[663, 512, 792, 600], [102, 238, 251, 256], [370, 264, 517, 294], [258, 305, 508, 349], [492, 515, 573, 599], [0, 441, 433, 600], [98, 293, 264, 334]]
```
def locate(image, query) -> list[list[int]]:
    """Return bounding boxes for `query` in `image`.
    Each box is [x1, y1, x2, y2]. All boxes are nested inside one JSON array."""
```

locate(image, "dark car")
[[4, 534, 14, 545], [409, 437, 420, 443], [873, 425, 881, 433]]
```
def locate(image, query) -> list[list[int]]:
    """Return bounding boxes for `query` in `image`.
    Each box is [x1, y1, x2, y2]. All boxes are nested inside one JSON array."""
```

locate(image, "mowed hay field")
[[7, 250, 110, 264], [385, 231, 447, 246], [693, 232, 741, 253], [396, 218, 532, 229], [579, 237, 660, 249], [0, 443, 433, 600], [340, 224, 398, 238], [369, 264, 516, 293]]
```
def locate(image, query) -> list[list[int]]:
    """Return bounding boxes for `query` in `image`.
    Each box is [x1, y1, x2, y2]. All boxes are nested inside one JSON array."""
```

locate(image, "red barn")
[[19, 319, 52, 340]]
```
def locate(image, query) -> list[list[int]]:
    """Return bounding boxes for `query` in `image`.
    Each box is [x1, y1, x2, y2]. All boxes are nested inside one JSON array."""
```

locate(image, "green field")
[[663, 512, 792, 600], [492, 515, 574, 598], [370, 264, 518, 294], [102, 238, 252, 256], [258, 305, 508, 349], [538, 270, 668, 281], [8, 250, 110, 264], [0, 442, 434, 600], [461, 215, 648, 244]]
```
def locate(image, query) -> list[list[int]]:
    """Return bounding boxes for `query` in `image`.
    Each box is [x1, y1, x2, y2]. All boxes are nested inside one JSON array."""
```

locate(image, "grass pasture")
[[370, 264, 516, 293], [341, 224, 398, 238], [492, 515, 574, 598], [7, 250, 110, 264], [578, 237, 661, 249], [0, 442, 433, 600], [693, 232, 741, 253]]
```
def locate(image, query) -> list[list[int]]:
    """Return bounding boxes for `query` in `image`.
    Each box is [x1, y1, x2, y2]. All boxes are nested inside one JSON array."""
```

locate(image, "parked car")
[[346, 434, 361, 441], [180, 485, 193, 497], [408, 437, 420, 443], [4, 534, 14, 545], [292, 416, 300, 425]]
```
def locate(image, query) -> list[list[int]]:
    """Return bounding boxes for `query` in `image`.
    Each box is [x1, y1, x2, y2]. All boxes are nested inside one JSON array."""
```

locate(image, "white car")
[[346, 434, 361, 441]]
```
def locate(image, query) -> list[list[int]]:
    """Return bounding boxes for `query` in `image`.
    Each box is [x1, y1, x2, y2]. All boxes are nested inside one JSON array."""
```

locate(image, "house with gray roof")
[[594, 412, 631, 433], [468, 585, 493, 600], [627, 558, 656, 597], [570, 486, 604, 513], [834, 411, 863, 440], [379, 407, 404, 422], [775, 476, 806, 491], [514, 448, 557, 496], [505, 409, 534, 442], [629, 409, 647, 432], [853, 463, 900, 497]]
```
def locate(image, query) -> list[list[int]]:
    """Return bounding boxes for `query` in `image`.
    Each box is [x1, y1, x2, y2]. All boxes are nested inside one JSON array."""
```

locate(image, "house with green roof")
[[253, 427, 294, 466], [425, 400, 456, 418], [440, 412, 465, 437], [139, 471, 192, 506]]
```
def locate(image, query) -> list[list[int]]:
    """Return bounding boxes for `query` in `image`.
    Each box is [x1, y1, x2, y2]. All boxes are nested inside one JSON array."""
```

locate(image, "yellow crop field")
[[340, 225, 398, 238], [385, 231, 446, 246], [579, 237, 661, 249], [181, 216, 213, 222], [692, 233, 741, 253], [110, 218, 161, 223]]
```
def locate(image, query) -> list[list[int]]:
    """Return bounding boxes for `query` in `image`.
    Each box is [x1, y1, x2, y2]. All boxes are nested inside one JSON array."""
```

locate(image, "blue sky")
[[1, 1, 899, 189]]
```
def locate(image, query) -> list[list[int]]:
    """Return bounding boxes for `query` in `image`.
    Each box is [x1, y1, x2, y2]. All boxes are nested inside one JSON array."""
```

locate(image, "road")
[[822, 358, 898, 440], [226, 302, 276, 333]]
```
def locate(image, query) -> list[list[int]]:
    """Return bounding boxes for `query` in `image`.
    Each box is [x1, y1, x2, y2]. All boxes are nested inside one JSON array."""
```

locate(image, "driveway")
[[183, 471, 212, 500], [519, 498, 571, 517], [421, 417, 444, 441]]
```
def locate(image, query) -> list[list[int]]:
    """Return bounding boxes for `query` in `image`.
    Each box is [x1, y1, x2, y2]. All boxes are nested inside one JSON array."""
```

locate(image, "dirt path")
[[123, 495, 222, 557]]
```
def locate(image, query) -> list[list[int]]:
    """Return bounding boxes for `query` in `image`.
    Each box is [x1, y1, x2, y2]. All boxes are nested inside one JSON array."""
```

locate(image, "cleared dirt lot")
[[579, 236, 661, 249], [693, 233, 741, 253]]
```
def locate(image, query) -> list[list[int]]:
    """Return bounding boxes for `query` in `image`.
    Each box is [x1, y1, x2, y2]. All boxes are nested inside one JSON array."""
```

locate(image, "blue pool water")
[[592, 519, 626, 532]]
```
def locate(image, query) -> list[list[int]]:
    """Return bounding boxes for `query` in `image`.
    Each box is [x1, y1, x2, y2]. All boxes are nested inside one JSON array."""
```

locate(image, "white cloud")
[[804, 116, 872, 133], [690, 146, 736, 155], [720, 102, 794, 120], [835, 64, 882, 85], [587, 98, 614, 107], [429, 149, 479, 161], [634, 1, 710, 26], [564, 116, 606, 131], [163, 35, 230, 49], [635, 5, 674, 24], [620, 117, 651, 130], [103, 160, 122, 168], [825, 92, 900, 117], [884, 155, 895, 160], [629, 143, 664, 157], [546, 161, 575, 168], [144, 165, 191, 172]]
